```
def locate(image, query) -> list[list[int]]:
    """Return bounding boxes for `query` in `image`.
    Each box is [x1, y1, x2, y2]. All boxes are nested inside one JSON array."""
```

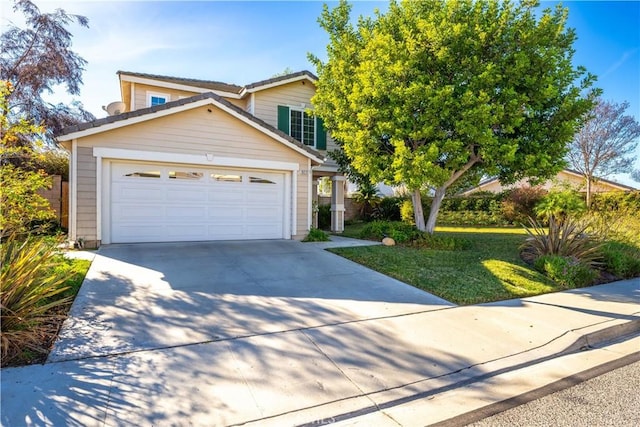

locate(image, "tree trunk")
[[425, 186, 446, 234], [586, 176, 592, 209], [412, 189, 426, 231]]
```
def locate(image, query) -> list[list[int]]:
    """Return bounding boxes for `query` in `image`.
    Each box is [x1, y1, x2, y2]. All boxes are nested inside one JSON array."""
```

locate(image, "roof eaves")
[[56, 92, 323, 163], [243, 70, 318, 91]]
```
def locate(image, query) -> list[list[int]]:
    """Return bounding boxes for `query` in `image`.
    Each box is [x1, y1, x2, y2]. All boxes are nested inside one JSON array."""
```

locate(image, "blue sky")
[[2, 0, 639, 184]]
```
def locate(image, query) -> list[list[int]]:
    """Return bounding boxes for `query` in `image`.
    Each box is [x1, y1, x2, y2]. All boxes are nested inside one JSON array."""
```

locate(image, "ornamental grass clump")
[[521, 216, 603, 288], [521, 216, 602, 268], [1, 236, 72, 366]]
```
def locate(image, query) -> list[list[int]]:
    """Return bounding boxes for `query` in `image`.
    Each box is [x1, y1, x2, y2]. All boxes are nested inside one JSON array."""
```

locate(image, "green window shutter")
[[277, 105, 290, 134], [315, 117, 327, 150]]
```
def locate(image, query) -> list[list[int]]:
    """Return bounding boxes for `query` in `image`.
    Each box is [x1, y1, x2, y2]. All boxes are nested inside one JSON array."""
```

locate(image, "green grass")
[[51, 255, 92, 300], [331, 226, 565, 305]]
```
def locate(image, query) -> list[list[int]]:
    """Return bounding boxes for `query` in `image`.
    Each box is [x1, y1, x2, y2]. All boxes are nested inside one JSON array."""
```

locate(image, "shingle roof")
[[244, 70, 318, 90], [56, 92, 323, 162], [117, 70, 318, 94], [118, 71, 244, 94]]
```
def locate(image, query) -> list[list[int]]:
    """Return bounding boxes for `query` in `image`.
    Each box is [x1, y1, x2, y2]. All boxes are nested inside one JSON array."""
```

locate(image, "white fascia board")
[[119, 74, 242, 99], [241, 75, 318, 96], [92, 147, 300, 172]]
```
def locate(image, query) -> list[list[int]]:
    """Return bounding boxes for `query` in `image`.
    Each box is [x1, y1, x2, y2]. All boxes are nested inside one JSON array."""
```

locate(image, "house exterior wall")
[[252, 81, 317, 128], [251, 80, 339, 163], [130, 83, 245, 110], [76, 146, 97, 244], [73, 105, 311, 245]]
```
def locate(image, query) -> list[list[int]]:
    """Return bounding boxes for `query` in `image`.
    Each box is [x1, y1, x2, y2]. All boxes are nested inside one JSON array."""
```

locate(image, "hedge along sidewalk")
[[330, 228, 564, 305]]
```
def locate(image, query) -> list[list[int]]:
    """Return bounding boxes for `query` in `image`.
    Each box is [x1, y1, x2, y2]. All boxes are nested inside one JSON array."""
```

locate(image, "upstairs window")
[[277, 105, 326, 150], [147, 92, 169, 107]]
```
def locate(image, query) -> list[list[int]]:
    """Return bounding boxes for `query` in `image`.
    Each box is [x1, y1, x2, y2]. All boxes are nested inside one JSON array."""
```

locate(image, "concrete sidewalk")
[[1, 266, 638, 426]]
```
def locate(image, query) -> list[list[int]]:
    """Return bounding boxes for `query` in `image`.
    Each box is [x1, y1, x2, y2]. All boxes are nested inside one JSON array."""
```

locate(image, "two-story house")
[[56, 70, 346, 248]]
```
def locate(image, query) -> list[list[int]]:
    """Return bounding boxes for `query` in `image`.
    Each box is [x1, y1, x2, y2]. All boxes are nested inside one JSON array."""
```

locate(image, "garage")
[[110, 161, 287, 243]]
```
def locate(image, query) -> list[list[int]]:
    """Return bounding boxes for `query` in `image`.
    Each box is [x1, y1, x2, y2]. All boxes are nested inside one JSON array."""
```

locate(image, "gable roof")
[[118, 71, 243, 94], [460, 169, 637, 195], [56, 92, 324, 164], [118, 70, 318, 98], [243, 70, 318, 93]]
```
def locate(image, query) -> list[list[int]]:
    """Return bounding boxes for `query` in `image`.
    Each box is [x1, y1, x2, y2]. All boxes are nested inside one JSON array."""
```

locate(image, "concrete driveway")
[[49, 238, 451, 362]]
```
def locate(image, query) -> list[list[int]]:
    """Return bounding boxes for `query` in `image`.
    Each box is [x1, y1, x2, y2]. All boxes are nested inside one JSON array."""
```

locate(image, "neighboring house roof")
[[460, 169, 637, 195], [56, 92, 324, 164], [118, 71, 244, 94]]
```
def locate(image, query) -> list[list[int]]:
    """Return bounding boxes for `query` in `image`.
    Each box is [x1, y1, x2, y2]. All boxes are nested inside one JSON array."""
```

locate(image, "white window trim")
[[289, 106, 316, 148], [146, 91, 170, 107]]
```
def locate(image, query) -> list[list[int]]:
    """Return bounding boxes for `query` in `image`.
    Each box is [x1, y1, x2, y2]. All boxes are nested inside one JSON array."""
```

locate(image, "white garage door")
[[110, 162, 287, 243]]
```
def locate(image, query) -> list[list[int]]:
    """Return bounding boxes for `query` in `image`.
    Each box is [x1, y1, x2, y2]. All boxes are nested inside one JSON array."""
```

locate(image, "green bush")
[[0, 164, 57, 239], [501, 187, 547, 225], [1, 236, 73, 366], [408, 234, 472, 251], [535, 189, 586, 222], [400, 199, 415, 225], [303, 227, 331, 242], [317, 204, 331, 230], [437, 210, 509, 226], [534, 254, 597, 288], [358, 220, 420, 243], [600, 241, 640, 279], [373, 196, 403, 221], [591, 191, 640, 212]]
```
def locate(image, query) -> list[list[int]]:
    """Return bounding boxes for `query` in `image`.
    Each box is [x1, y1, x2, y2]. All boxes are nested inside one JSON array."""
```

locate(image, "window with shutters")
[[289, 109, 315, 146], [277, 105, 327, 150]]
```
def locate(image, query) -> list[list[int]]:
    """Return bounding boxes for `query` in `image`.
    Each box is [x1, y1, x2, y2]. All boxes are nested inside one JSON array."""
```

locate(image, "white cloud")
[[601, 48, 639, 79]]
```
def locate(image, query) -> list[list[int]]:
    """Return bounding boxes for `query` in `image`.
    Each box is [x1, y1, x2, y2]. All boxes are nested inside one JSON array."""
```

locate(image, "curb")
[[428, 324, 640, 427]]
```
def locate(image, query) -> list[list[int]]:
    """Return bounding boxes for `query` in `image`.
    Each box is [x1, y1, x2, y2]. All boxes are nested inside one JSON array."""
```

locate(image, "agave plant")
[[521, 216, 602, 268], [1, 236, 71, 366]]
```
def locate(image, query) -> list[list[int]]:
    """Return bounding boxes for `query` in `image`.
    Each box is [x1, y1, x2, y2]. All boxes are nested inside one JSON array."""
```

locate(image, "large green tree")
[[310, 0, 598, 232]]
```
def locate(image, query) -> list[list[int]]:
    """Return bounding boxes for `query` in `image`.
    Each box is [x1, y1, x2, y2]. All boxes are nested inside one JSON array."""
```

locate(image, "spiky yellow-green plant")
[[1, 236, 71, 365]]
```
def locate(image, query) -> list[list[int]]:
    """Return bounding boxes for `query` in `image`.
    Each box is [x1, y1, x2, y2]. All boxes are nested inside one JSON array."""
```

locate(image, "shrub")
[[409, 234, 472, 251], [0, 164, 57, 239], [501, 187, 547, 225], [590, 191, 640, 212], [373, 196, 402, 221], [358, 220, 420, 243], [534, 254, 598, 288], [521, 216, 602, 268], [436, 210, 509, 226], [1, 236, 73, 366], [600, 241, 640, 279], [534, 189, 586, 222], [317, 204, 331, 229], [303, 227, 331, 242], [400, 199, 415, 225]]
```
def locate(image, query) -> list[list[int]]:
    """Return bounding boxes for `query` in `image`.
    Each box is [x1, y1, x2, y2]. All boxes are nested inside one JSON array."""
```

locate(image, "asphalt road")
[[469, 360, 640, 427]]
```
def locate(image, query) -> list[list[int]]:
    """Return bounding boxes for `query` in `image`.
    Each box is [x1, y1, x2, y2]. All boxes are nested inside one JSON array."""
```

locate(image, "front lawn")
[[330, 226, 565, 305]]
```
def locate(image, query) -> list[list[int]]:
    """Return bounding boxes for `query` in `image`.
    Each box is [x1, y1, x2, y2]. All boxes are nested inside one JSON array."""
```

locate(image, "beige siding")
[[131, 83, 245, 110], [76, 146, 97, 242], [75, 105, 311, 242], [253, 81, 317, 129]]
